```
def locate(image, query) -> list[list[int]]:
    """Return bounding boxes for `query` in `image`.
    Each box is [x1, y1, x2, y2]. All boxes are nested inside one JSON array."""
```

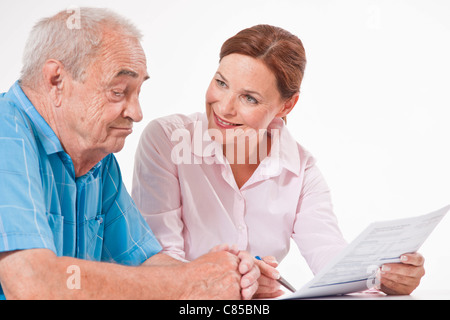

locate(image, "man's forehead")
[[98, 34, 149, 82]]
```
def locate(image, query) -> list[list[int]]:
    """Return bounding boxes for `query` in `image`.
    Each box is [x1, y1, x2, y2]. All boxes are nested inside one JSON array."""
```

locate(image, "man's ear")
[[276, 93, 300, 118], [41, 59, 65, 107]]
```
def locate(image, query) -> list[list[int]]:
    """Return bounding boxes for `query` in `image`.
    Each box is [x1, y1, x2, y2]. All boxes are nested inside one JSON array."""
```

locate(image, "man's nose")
[[123, 95, 143, 122]]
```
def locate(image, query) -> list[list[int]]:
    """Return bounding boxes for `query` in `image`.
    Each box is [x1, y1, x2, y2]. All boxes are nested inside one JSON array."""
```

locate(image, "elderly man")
[[0, 7, 259, 299]]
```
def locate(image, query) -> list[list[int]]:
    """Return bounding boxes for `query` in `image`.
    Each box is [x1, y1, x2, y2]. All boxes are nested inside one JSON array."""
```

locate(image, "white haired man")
[[0, 7, 259, 300]]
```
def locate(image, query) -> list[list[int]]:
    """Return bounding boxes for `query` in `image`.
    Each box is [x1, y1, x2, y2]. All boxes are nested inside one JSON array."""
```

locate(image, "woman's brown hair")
[[220, 24, 307, 102]]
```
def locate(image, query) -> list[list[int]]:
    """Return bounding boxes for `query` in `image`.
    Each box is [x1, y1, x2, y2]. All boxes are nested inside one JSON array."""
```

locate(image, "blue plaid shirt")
[[0, 81, 162, 299]]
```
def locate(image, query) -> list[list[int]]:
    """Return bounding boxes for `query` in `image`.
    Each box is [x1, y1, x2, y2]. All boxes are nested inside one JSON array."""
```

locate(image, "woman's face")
[[205, 53, 295, 145]]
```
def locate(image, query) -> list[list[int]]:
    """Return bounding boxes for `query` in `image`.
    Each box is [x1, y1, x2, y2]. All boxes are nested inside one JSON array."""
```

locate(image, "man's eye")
[[113, 91, 124, 97]]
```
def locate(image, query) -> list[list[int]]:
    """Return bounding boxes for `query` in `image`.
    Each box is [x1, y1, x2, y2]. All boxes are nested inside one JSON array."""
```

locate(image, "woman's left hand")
[[379, 252, 425, 295]]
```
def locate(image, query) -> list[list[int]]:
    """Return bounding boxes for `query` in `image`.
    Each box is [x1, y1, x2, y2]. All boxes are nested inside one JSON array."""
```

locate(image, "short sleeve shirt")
[[0, 81, 162, 299]]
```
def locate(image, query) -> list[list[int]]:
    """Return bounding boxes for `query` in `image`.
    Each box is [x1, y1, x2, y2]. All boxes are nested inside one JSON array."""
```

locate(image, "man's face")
[[60, 30, 149, 157]]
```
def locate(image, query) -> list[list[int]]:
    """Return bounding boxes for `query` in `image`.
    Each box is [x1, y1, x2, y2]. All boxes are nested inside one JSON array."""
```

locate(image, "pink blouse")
[[132, 113, 347, 274]]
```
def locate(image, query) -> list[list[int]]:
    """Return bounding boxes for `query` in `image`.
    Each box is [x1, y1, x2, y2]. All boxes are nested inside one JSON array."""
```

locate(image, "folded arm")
[[0, 249, 186, 299], [0, 248, 252, 300]]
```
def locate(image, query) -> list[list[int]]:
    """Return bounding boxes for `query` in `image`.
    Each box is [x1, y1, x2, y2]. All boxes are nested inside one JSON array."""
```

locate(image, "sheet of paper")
[[283, 204, 450, 299]]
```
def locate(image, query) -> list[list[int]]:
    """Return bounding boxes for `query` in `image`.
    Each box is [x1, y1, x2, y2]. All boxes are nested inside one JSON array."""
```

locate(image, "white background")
[[1, 0, 449, 296]]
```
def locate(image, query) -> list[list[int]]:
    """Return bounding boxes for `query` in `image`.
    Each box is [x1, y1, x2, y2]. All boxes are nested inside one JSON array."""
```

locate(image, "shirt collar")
[[6, 81, 64, 155], [191, 113, 301, 176], [263, 117, 301, 176]]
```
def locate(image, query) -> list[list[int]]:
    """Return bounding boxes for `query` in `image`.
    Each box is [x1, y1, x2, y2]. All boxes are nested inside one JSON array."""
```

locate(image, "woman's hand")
[[253, 256, 285, 299], [379, 252, 425, 295]]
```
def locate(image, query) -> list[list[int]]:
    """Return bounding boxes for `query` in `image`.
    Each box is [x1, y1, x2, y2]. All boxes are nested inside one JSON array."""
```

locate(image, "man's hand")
[[178, 250, 243, 299], [210, 244, 260, 300], [380, 252, 425, 295]]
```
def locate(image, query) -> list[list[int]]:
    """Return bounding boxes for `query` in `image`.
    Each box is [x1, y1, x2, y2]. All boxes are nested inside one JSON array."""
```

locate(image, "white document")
[[283, 205, 450, 299]]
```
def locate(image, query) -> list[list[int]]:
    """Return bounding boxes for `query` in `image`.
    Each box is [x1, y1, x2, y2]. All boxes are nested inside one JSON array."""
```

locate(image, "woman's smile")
[[213, 111, 243, 129]]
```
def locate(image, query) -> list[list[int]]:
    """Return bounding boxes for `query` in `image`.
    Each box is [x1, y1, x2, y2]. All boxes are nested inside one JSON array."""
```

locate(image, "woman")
[[132, 25, 425, 298]]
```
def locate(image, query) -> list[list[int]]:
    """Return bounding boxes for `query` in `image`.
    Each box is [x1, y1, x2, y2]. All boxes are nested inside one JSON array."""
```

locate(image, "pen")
[[255, 256, 296, 293]]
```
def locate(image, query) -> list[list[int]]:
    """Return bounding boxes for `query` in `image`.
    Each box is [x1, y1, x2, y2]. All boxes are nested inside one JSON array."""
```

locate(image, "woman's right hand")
[[253, 256, 285, 299]]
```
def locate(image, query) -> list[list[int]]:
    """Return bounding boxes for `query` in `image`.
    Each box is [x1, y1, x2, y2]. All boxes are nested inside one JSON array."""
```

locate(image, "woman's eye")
[[245, 95, 258, 104], [113, 91, 124, 97], [216, 79, 227, 88]]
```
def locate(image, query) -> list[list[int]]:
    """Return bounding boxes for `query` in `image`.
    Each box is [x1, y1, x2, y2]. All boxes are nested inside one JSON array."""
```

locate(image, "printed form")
[[284, 205, 450, 299]]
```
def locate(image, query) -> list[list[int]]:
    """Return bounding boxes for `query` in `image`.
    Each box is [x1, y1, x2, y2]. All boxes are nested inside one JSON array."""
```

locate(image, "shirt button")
[[238, 225, 245, 231]]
